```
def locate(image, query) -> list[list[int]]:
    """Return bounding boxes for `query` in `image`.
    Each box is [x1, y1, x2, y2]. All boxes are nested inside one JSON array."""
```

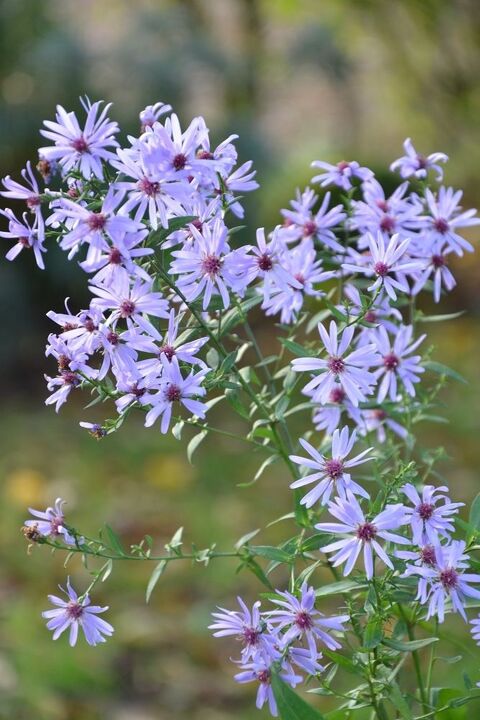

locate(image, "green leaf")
[[271, 673, 326, 720], [382, 637, 438, 652], [387, 680, 413, 719], [250, 545, 293, 563], [146, 559, 167, 603], [104, 524, 125, 556], [417, 310, 465, 323], [424, 360, 467, 384], [469, 493, 480, 532], [363, 617, 384, 649], [315, 579, 367, 598], [187, 430, 208, 463], [279, 338, 313, 357], [234, 529, 260, 550], [323, 649, 365, 677]]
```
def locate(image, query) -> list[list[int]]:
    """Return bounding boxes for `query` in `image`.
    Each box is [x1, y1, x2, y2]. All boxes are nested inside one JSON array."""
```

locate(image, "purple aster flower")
[[351, 178, 425, 241], [139, 101, 172, 131], [469, 616, 480, 645], [422, 186, 479, 256], [50, 188, 142, 260], [311, 386, 362, 436], [280, 188, 346, 252], [234, 659, 302, 717], [221, 160, 259, 218], [411, 248, 456, 303], [261, 239, 335, 324], [402, 483, 463, 546], [342, 284, 402, 336], [1, 161, 44, 230], [209, 596, 278, 663], [144, 356, 207, 433], [39, 98, 119, 179], [356, 407, 408, 444], [390, 138, 448, 181], [0, 208, 45, 269], [396, 544, 439, 605], [371, 325, 425, 402], [269, 582, 348, 654], [115, 374, 157, 414], [141, 113, 206, 181], [317, 492, 409, 579], [133, 308, 208, 375], [244, 227, 301, 299], [47, 304, 105, 355], [24, 498, 76, 545], [169, 218, 249, 309], [284, 645, 325, 676], [89, 274, 169, 338], [343, 232, 424, 301], [291, 321, 380, 407], [42, 578, 114, 646], [405, 541, 480, 622], [289, 426, 372, 508], [311, 159, 373, 191], [80, 230, 152, 287]]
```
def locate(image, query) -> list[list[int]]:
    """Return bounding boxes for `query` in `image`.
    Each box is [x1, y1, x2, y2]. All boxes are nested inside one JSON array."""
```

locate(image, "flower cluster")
[[210, 586, 347, 716]]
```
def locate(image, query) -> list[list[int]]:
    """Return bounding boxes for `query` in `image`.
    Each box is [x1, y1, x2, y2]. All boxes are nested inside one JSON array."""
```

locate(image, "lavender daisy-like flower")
[[289, 426, 372, 508], [342, 232, 423, 301], [406, 541, 480, 623], [372, 325, 425, 402], [351, 178, 424, 241], [169, 219, 248, 310], [311, 159, 373, 191], [469, 616, 480, 646], [144, 356, 207, 433], [0, 208, 45, 269], [234, 658, 301, 717], [317, 493, 409, 579], [402, 483, 463, 546], [357, 407, 408, 444], [39, 98, 119, 179], [244, 227, 301, 300], [42, 578, 114, 646], [423, 186, 479, 257], [411, 248, 456, 303], [291, 321, 380, 407], [269, 582, 348, 654], [390, 138, 448, 181], [280, 188, 346, 252], [139, 101, 172, 131], [90, 274, 169, 338], [209, 597, 277, 663], [1, 161, 44, 232], [24, 498, 76, 545]]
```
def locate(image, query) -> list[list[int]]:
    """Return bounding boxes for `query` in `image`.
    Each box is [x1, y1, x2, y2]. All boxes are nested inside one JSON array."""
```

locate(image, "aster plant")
[[5, 96, 480, 719]]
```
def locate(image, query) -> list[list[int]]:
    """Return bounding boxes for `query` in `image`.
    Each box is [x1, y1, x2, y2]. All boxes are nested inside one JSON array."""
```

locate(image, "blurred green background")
[[1, 1, 479, 718]]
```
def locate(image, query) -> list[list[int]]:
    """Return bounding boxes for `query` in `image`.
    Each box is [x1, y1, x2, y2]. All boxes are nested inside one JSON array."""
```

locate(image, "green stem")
[[397, 604, 429, 714]]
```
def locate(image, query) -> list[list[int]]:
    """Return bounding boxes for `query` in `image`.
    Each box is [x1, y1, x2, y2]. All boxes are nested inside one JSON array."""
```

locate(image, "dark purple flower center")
[[159, 344, 176, 361], [50, 516, 64, 535], [107, 330, 119, 345], [138, 177, 160, 196], [120, 299, 136, 318], [416, 154, 428, 169], [71, 136, 89, 154], [337, 160, 351, 172], [373, 408, 387, 421], [440, 568, 458, 590], [257, 669, 271, 685], [191, 219, 203, 231], [131, 384, 146, 399], [88, 213, 107, 231], [84, 318, 97, 332], [166, 384, 182, 402], [379, 215, 396, 233], [383, 353, 399, 371], [421, 545, 436, 566], [257, 253, 273, 272], [328, 356, 345, 375], [432, 254, 446, 269], [19, 236, 32, 248], [67, 601, 84, 619], [303, 220, 317, 236], [356, 522, 377, 542], [329, 387, 346, 404], [197, 150, 213, 160], [173, 153, 187, 170], [417, 502, 434, 521], [295, 611, 313, 630], [376, 199, 389, 212], [364, 310, 377, 323], [26, 195, 40, 209], [434, 217, 449, 234], [109, 247, 122, 265], [63, 323, 78, 331], [202, 254, 222, 276], [294, 272, 305, 286], [243, 627, 259, 646], [324, 458, 344, 480], [374, 261, 390, 277], [62, 371, 79, 386]]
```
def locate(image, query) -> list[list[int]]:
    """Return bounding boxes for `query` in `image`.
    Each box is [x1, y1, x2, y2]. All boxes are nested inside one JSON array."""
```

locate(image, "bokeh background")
[[1, 1, 479, 718]]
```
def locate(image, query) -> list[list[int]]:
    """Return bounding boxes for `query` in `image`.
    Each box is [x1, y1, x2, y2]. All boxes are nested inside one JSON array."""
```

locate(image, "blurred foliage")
[[0, 0, 479, 718]]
